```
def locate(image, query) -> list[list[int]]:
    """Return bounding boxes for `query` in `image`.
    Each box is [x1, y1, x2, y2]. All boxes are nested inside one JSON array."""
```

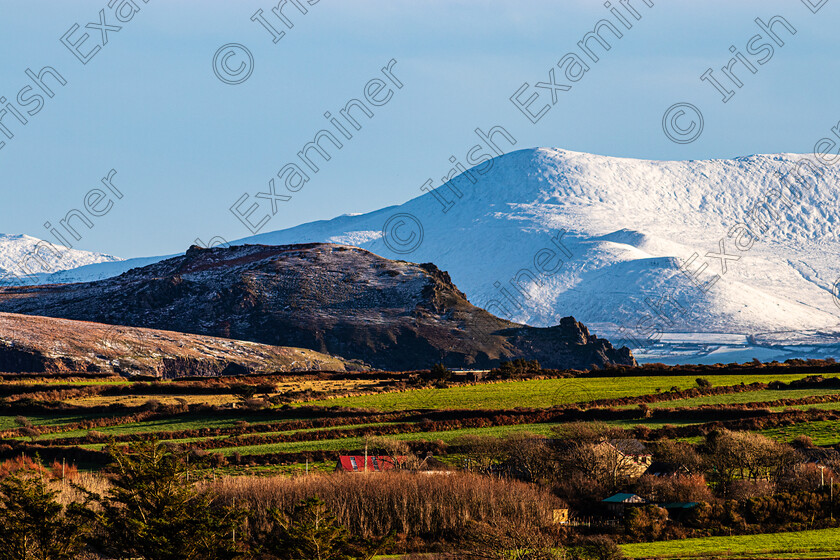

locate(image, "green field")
[[210, 417, 724, 456], [645, 388, 840, 409], [304, 374, 826, 411], [64, 416, 707, 456], [774, 401, 840, 412], [28, 415, 331, 441], [0, 413, 108, 430], [760, 419, 840, 446], [210, 422, 568, 456], [622, 528, 840, 559]]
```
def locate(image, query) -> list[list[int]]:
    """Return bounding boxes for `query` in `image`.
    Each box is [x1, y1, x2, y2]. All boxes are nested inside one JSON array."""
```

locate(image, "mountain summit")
[[233, 148, 840, 355]]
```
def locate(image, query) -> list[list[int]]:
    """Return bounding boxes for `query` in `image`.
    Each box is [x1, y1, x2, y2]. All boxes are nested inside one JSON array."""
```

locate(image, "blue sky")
[[0, 0, 838, 258]]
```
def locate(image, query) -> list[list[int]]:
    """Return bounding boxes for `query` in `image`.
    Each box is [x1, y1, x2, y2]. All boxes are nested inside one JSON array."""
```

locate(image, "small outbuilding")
[[601, 493, 646, 516], [552, 508, 570, 525]]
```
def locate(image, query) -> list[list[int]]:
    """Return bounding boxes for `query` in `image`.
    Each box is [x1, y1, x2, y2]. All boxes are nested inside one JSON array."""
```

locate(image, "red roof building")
[[335, 455, 402, 473]]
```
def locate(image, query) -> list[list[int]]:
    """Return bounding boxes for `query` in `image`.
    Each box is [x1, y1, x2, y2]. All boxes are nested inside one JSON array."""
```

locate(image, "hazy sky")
[[0, 0, 838, 258]]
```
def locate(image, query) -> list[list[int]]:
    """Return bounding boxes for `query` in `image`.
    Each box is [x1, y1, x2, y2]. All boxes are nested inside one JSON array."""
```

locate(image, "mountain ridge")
[[0, 242, 635, 371]]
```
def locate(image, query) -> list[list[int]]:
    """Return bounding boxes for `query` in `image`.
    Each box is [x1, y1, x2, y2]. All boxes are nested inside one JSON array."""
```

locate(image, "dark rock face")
[[0, 345, 87, 374], [0, 243, 635, 371]]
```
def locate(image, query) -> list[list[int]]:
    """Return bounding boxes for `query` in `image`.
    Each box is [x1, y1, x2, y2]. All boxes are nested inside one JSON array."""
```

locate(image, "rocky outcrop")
[[0, 243, 635, 371]]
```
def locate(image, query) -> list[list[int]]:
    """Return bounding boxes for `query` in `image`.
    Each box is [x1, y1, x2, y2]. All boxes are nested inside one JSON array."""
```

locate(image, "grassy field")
[[10, 371, 838, 457], [5, 367, 840, 559], [3, 412, 302, 438], [303, 374, 827, 411], [63, 394, 243, 407], [33, 420, 407, 443], [644, 388, 840, 409], [760, 419, 840, 446], [51, 417, 708, 455], [622, 528, 840, 559], [0, 413, 108, 431], [208, 419, 719, 456], [209, 422, 566, 456]]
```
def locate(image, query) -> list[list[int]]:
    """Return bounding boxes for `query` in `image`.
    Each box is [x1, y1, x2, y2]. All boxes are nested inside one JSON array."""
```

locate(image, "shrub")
[[778, 462, 831, 494], [650, 440, 702, 474], [243, 397, 269, 410], [429, 364, 452, 382], [569, 536, 625, 560], [465, 521, 563, 559], [49, 460, 78, 482], [728, 479, 775, 502], [634, 474, 712, 504], [0, 455, 47, 479], [492, 360, 542, 380], [19, 427, 39, 441], [624, 505, 669, 541]]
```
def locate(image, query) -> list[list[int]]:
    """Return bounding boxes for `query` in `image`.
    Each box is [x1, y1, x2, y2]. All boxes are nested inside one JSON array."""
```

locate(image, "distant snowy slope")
[[0, 234, 120, 283], [34, 255, 171, 284], [233, 148, 840, 339], [39, 148, 840, 359]]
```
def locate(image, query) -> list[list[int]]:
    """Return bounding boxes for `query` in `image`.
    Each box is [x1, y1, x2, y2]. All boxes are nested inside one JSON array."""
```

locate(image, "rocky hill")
[[0, 243, 635, 371], [0, 312, 353, 376]]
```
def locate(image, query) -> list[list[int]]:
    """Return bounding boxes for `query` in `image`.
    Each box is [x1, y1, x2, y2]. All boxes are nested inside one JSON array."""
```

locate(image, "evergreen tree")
[[262, 497, 387, 560], [95, 441, 243, 560], [0, 474, 91, 560]]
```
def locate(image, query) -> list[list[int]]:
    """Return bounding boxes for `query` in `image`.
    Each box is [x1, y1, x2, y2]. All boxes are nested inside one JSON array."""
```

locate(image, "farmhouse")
[[335, 455, 402, 473], [592, 439, 653, 482]]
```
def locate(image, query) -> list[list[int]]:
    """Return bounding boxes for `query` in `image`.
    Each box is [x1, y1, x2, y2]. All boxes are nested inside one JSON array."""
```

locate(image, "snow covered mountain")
[[0, 233, 119, 283], [33, 148, 840, 363]]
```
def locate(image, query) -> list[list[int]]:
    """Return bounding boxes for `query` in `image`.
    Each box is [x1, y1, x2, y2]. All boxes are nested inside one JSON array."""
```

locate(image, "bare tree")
[[464, 522, 563, 560], [452, 435, 506, 475], [560, 441, 643, 490], [650, 440, 702, 474], [703, 430, 796, 494], [365, 436, 421, 471], [551, 422, 622, 445], [500, 433, 557, 484]]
